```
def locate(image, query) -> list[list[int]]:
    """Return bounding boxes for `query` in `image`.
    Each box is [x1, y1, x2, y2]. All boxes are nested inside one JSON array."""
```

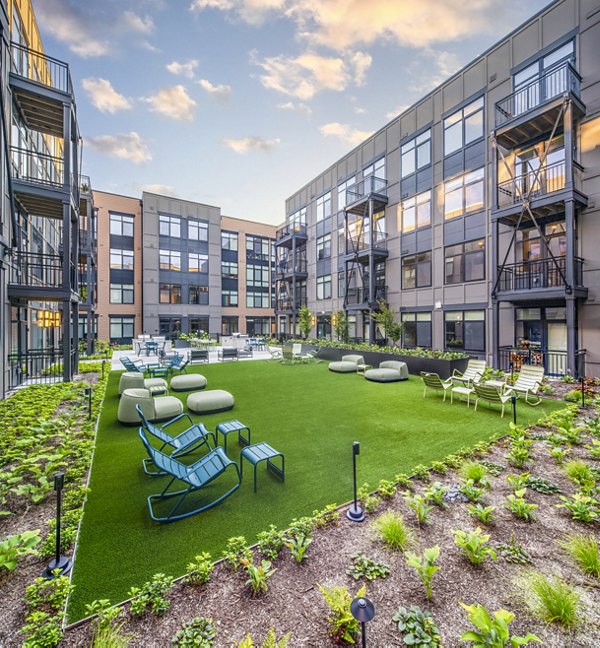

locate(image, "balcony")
[[277, 258, 308, 279], [276, 223, 308, 248], [8, 251, 76, 301], [495, 62, 585, 148], [494, 257, 587, 301], [345, 176, 388, 215], [498, 346, 586, 378], [345, 285, 387, 310], [345, 231, 389, 263], [8, 347, 77, 390], [493, 160, 587, 223], [275, 298, 305, 314]]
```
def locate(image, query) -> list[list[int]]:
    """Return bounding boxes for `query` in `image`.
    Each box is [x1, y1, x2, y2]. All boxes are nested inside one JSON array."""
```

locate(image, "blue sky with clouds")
[[34, 0, 550, 224]]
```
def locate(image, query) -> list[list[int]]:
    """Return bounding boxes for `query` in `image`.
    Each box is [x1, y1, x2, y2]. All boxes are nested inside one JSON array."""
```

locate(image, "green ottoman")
[[364, 361, 409, 383], [170, 374, 207, 392], [187, 389, 235, 414], [328, 361, 358, 373], [118, 372, 168, 395], [118, 388, 183, 424]]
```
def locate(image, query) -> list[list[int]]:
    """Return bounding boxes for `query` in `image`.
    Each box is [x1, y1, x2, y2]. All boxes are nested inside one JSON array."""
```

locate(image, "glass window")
[[316, 192, 331, 222], [316, 233, 332, 260], [401, 129, 431, 178], [444, 168, 484, 220], [221, 316, 238, 335], [287, 207, 307, 230], [109, 213, 134, 237], [445, 310, 485, 352], [221, 231, 238, 251], [159, 215, 181, 238], [246, 291, 271, 308], [221, 261, 238, 278], [444, 239, 485, 284], [402, 190, 431, 233], [188, 219, 208, 242], [109, 283, 134, 304], [316, 275, 332, 300], [189, 317, 210, 334], [159, 249, 181, 271], [401, 312, 432, 348], [109, 316, 134, 342], [189, 252, 208, 273], [246, 235, 271, 262], [159, 283, 181, 304], [109, 248, 134, 270], [246, 264, 270, 288], [189, 285, 209, 305], [402, 252, 431, 289], [222, 290, 238, 307], [337, 177, 355, 211], [443, 97, 484, 155], [363, 157, 385, 180]]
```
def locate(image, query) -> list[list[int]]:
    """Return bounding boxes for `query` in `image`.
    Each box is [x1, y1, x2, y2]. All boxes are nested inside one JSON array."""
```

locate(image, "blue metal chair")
[[138, 428, 241, 523], [169, 355, 190, 375], [120, 356, 148, 373]]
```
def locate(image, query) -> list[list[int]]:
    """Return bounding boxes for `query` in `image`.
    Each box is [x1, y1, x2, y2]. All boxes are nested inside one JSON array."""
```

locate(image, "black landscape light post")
[[581, 375, 586, 409], [101, 357, 106, 379], [511, 395, 517, 426], [351, 596, 375, 648], [347, 441, 364, 522], [44, 472, 71, 578], [85, 386, 92, 419]]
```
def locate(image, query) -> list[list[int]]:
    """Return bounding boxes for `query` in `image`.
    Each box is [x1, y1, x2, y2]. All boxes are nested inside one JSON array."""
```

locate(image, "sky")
[[34, 0, 551, 225]]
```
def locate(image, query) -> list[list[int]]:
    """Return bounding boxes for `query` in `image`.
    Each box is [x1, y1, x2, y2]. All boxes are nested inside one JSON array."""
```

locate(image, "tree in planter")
[[333, 310, 349, 343], [371, 300, 402, 346], [298, 307, 314, 339]]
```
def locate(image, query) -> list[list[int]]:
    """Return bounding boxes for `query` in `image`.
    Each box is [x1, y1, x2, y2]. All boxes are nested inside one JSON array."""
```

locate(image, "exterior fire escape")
[[491, 60, 587, 376], [78, 175, 97, 355], [343, 175, 388, 344], [274, 222, 308, 336], [6, 41, 82, 387]]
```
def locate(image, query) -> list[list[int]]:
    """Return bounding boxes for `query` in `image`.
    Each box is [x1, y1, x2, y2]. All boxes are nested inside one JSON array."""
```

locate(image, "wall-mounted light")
[[37, 310, 61, 328]]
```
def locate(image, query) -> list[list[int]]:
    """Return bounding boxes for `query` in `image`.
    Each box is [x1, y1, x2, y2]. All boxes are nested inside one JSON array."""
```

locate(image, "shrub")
[[128, 573, 173, 616], [430, 461, 448, 475], [459, 602, 541, 647], [347, 554, 390, 581], [518, 572, 581, 628], [257, 525, 285, 561], [404, 492, 434, 525], [19, 610, 63, 648], [357, 483, 381, 513], [557, 493, 599, 523], [223, 536, 253, 571], [311, 503, 341, 528], [460, 462, 490, 488], [452, 528, 497, 566], [405, 546, 440, 600], [411, 464, 430, 480], [172, 617, 216, 647], [559, 533, 600, 578], [371, 511, 413, 551], [377, 479, 396, 499], [467, 503, 496, 525], [318, 583, 365, 644], [0, 529, 41, 573], [506, 446, 530, 469], [392, 606, 442, 647], [185, 552, 214, 585], [503, 489, 538, 522], [564, 461, 596, 491]]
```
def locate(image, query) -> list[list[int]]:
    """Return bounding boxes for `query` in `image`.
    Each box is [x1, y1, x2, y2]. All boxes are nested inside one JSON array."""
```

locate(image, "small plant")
[[480, 461, 505, 476], [564, 461, 596, 491], [19, 610, 63, 648], [585, 439, 600, 460], [223, 536, 253, 571], [559, 533, 600, 577], [172, 617, 216, 647], [346, 554, 390, 581], [411, 464, 430, 480], [285, 532, 312, 564], [85, 599, 122, 632], [459, 602, 541, 647], [557, 493, 599, 523], [25, 573, 74, 612], [371, 511, 413, 551], [518, 572, 581, 628], [467, 503, 497, 525], [243, 559, 277, 595], [0, 529, 41, 573], [357, 483, 381, 513], [318, 583, 365, 644], [377, 479, 396, 499], [405, 546, 440, 600], [185, 552, 214, 585], [549, 446, 570, 465], [459, 479, 486, 503], [430, 460, 448, 475], [311, 504, 341, 528], [461, 462, 490, 488], [128, 573, 173, 616], [526, 475, 561, 495], [392, 606, 442, 647], [235, 628, 290, 647], [404, 491, 434, 525], [394, 472, 413, 489], [503, 489, 538, 522], [423, 482, 448, 508], [506, 446, 530, 469], [452, 528, 497, 566], [506, 472, 530, 492], [497, 532, 532, 565], [257, 525, 285, 561]]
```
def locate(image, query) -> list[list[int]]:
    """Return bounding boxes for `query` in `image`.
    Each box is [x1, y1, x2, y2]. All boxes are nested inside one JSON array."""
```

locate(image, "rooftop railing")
[[10, 41, 72, 94], [495, 61, 581, 128]]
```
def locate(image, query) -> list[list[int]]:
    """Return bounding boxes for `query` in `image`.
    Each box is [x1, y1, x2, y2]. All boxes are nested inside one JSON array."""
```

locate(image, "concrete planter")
[[303, 344, 468, 379]]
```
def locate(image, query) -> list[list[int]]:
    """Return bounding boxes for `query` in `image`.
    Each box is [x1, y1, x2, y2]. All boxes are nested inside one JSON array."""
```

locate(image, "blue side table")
[[240, 442, 285, 492], [215, 420, 251, 453]]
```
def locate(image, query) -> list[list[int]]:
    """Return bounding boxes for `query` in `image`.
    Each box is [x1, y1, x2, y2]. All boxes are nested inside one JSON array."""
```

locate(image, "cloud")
[[319, 122, 373, 146], [122, 10, 155, 33], [82, 78, 133, 113], [86, 132, 152, 164], [354, 106, 366, 115], [252, 50, 371, 100], [142, 183, 176, 195], [409, 49, 462, 95], [223, 136, 281, 153], [190, 0, 285, 26], [143, 85, 197, 120], [140, 40, 162, 53], [166, 59, 199, 78], [198, 79, 232, 101], [385, 103, 410, 120], [276, 101, 312, 116]]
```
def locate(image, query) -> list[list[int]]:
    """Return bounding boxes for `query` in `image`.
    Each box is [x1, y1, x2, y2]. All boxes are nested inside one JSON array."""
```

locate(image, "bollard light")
[[44, 472, 71, 578], [351, 596, 375, 648], [511, 395, 517, 426], [85, 386, 92, 419], [102, 358, 107, 379], [580, 375, 586, 409], [347, 441, 364, 522]]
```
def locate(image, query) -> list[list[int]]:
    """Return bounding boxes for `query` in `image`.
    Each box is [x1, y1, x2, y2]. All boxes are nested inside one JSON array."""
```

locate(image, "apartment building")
[[93, 190, 276, 342], [277, 0, 600, 377], [0, 0, 94, 396]]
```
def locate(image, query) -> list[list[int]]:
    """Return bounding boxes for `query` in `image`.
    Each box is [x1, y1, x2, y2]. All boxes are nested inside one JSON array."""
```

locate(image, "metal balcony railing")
[[495, 61, 581, 128], [8, 347, 77, 389], [278, 259, 307, 274], [80, 174, 92, 195], [497, 256, 583, 292], [276, 298, 305, 312], [11, 146, 64, 188], [346, 231, 388, 253], [10, 41, 72, 94], [345, 285, 387, 306], [497, 159, 569, 208], [276, 223, 307, 241], [346, 175, 387, 204], [498, 346, 586, 378], [10, 251, 76, 290]]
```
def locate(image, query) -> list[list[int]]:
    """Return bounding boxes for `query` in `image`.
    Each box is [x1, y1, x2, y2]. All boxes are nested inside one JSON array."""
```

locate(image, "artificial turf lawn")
[[68, 360, 564, 619]]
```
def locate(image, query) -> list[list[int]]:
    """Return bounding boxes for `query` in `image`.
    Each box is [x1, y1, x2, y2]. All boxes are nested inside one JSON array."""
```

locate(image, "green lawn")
[[68, 361, 563, 620]]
